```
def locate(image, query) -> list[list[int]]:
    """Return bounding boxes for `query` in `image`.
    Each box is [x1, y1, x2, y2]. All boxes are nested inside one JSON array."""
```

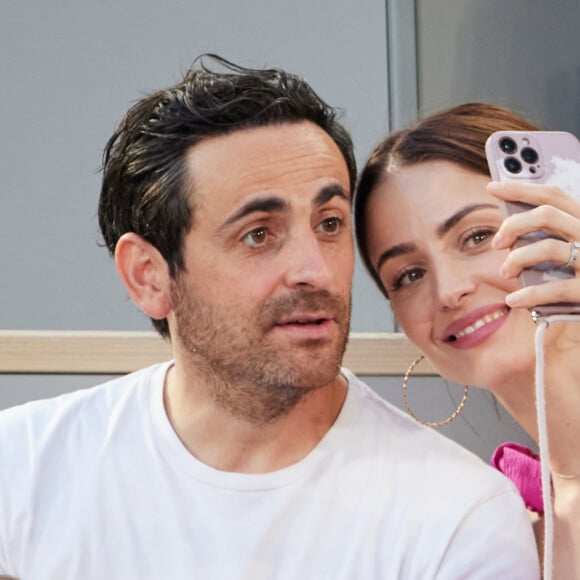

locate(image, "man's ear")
[[114, 233, 172, 320]]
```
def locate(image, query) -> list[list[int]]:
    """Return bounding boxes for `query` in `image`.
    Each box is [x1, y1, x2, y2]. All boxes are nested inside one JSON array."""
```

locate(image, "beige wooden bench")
[[0, 331, 434, 376]]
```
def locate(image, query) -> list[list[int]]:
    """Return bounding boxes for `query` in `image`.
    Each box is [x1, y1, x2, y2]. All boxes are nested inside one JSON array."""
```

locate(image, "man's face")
[[169, 122, 354, 405]]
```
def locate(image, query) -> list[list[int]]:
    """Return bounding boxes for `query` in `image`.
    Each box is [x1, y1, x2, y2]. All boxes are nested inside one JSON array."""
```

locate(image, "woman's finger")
[[493, 204, 580, 251], [500, 237, 577, 280], [506, 278, 580, 310], [488, 181, 580, 218]]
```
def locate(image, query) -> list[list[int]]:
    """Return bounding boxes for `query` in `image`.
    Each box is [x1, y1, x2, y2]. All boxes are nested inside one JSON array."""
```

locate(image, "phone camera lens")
[[521, 147, 539, 164], [504, 157, 522, 174], [499, 137, 517, 154]]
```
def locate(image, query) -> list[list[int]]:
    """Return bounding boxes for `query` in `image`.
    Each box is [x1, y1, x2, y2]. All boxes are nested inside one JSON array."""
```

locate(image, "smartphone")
[[485, 130, 580, 315]]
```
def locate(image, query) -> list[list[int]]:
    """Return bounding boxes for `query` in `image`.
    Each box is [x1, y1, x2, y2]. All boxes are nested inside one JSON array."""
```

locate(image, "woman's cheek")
[[394, 303, 430, 343]]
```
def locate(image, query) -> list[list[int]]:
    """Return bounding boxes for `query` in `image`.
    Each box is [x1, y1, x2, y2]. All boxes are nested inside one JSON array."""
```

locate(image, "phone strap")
[[533, 312, 580, 580]]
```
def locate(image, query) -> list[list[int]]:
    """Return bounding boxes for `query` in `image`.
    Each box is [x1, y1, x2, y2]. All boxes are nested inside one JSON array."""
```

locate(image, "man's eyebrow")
[[222, 197, 289, 228], [222, 184, 349, 229], [436, 203, 498, 237], [376, 243, 416, 274], [313, 184, 350, 207]]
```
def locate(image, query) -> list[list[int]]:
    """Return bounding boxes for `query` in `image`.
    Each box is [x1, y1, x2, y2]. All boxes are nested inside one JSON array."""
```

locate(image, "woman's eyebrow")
[[376, 243, 416, 274], [436, 203, 498, 238]]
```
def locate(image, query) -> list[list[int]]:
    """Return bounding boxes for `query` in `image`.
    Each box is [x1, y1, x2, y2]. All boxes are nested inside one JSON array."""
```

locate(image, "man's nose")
[[283, 232, 334, 290]]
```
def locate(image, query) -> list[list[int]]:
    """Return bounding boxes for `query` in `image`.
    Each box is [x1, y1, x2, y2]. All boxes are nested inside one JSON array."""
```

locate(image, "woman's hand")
[[488, 180, 580, 309]]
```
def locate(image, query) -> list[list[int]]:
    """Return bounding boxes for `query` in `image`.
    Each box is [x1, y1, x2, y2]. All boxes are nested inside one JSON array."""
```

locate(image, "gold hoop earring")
[[402, 355, 468, 428]]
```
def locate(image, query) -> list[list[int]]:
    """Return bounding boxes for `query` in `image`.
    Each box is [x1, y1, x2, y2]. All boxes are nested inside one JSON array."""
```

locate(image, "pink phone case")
[[485, 130, 580, 315]]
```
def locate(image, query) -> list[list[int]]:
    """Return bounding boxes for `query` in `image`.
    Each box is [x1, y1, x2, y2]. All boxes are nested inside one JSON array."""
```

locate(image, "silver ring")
[[565, 241, 580, 268]]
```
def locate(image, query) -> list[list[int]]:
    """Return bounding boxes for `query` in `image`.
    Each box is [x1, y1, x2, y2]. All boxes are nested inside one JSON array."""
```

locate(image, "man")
[[0, 55, 539, 578]]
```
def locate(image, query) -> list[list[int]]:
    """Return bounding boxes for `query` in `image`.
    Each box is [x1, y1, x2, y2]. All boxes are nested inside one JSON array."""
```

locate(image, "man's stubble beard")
[[170, 277, 351, 425]]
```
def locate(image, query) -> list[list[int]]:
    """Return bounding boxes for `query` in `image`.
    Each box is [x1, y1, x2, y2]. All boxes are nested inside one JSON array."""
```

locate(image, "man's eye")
[[319, 216, 343, 235], [243, 227, 268, 248]]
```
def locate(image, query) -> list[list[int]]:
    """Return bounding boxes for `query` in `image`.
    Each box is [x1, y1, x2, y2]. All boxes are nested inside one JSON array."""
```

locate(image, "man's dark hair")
[[99, 54, 356, 337]]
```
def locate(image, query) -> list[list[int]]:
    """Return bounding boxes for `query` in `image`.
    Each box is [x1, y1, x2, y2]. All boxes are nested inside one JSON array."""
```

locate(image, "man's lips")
[[272, 313, 337, 341], [443, 305, 509, 343], [275, 312, 333, 326]]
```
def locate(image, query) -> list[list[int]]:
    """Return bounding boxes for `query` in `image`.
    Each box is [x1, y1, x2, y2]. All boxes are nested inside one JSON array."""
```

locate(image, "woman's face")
[[364, 159, 536, 389]]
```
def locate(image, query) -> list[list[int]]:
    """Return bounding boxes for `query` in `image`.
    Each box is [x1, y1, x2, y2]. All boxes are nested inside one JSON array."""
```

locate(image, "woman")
[[354, 103, 580, 577]]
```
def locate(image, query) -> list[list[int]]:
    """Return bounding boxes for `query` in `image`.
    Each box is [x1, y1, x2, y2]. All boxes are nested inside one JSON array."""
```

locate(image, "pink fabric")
[[490, 442, 543, 514]]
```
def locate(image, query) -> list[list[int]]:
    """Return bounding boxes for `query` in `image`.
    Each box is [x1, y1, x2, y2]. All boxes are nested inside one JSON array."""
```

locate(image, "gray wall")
[[6, 0, 571, 460], [415, 0, 580, 135]]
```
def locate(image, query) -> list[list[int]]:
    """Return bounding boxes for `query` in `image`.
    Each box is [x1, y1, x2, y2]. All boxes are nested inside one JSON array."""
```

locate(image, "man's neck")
[[163, 363, 348, 473]]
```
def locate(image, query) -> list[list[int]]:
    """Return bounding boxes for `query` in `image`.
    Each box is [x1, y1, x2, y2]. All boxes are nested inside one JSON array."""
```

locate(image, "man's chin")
[[285, 357, 343, 390]]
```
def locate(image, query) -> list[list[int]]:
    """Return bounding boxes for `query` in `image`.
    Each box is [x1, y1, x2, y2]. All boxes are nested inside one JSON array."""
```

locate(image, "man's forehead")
[[184, 122, 351, 211]]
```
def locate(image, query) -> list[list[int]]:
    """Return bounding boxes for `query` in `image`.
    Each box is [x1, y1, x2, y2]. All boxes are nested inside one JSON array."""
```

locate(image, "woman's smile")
[[442, 304, 510, 349]]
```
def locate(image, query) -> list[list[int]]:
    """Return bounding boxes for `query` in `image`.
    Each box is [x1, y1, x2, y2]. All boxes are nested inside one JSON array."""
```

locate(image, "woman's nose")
[[432, 257, 476, 310]]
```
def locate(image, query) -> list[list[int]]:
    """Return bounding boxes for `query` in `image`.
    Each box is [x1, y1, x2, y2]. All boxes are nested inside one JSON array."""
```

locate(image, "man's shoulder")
[[343, 370, 532, 555], [343, 368, 513, 488], [0, 362, 168, 446]]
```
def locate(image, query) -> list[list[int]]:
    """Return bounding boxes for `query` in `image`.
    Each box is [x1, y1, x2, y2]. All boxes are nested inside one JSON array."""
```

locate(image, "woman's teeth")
[[452, 308, 507, 340]]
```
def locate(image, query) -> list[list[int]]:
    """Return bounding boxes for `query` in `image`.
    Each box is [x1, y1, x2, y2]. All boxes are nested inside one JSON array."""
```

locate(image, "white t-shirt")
[[0, 363, 539, 579]]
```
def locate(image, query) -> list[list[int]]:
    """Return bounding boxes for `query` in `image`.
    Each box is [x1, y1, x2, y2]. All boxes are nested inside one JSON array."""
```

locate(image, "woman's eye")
[[319, 216, 343, 235], [391, 267, 425, 291], [242, 227, 268, 248], [463, 228, 495, 248]]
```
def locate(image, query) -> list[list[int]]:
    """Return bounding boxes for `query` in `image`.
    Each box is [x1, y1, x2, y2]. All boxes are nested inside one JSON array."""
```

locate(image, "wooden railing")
[[0, 331, 435, 376]]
